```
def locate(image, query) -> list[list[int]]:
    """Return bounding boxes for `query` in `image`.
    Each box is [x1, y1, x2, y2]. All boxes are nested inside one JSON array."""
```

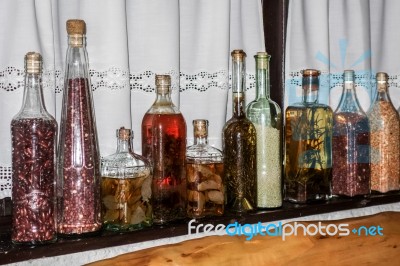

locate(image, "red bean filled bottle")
[[141, 75, 187, 224], [11, 52, 58, 245], [57, 19, 101, 236]]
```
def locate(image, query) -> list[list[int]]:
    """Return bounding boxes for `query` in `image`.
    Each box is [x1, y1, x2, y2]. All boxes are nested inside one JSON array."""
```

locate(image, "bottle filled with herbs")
[[101, 127, 152, 231], [223, 50, 257, 213], [57, 19, 102, 236], [332, 70, 370, 197], [11, 52, 58, 245], [284, 69, 333, 203], [368, 72, 400, 193], [141, 75, 187, 224], [186, 119, 224, 218], [246, 52, 282, 208]]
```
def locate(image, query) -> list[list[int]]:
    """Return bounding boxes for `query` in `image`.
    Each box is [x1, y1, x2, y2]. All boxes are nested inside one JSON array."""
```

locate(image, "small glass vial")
[[11, 52, 58, 244], [368, 72, 400, 193], [186, 120, 224, 218], [101, 127, 152, 231]]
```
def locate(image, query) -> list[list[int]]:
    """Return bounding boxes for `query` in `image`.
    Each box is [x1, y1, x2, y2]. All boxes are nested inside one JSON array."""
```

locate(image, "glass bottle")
[[284, 69, 333, 203], [101, 127, 152, 231], [332, 70, 370, 197], [223, 50, 257, 213], [368, 72, 400, 193], [57, 19, 102, 235], [141, 75, 186, 224], [186, 120, 224, 218], [246, 52, 282, 208], [11, 52, 58, 245]]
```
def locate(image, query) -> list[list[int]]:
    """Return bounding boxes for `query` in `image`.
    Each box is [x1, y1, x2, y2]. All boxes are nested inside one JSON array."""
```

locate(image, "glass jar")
[[186, 119, 224, 218], [246, 52, 282, 208], [284, 69, 333, 203], [57, 19, 102, 235], [101, 127, 152, 231], [332, 70, 370, 197], [11, 52, 58, 245], [141, 75, 187, 224], [223, 50, 257, 213], [368, 72, 400, 193]]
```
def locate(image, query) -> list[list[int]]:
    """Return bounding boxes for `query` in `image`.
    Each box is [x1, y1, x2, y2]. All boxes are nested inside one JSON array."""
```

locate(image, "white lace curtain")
[[0, 0, 265, 199], [285, 0, 400, 112]]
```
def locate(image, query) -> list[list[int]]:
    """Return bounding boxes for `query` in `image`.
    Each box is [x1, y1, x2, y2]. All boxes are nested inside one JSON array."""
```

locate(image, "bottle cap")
[[344, 70, 354, 82], [66, 19, 86, 35], [193, 119, 208, 138], [231, 49, 246, 62], [255, 52, 270, 70], [376, 72, 388, 82], [25, 52, 42, 74], [117, 127, 133, 140], [155, 75, 171, 93], [301, 69, 320, 77]]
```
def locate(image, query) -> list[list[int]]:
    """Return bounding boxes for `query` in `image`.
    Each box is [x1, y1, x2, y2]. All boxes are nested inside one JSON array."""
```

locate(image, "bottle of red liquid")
[[57, 19, 101, 236], [141, 75, 187, 224]]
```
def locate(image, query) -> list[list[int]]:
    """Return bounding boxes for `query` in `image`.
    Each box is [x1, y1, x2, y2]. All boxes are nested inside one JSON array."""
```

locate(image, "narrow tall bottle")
[[284, 69, 333, 203], [332, 70, 370, 197], [11, 52, 58, 244], [57, 19, 102, 235], [223, 50, 257, 213], [246, 52, 282, 208], [368, 72, 400, 193], [141, 75, 187, 224]]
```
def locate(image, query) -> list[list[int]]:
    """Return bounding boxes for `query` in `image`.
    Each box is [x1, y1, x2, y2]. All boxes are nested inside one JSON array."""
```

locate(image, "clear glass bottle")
[[141, 75, 186, 224], [246, 52, 282, 208], [368, 72, 400, 193], [223, 50, 257, 213], [11, 52, 58, 245], [101, 127, 152, 231], [332, 70, 370, 197], [284, 69, 333, 203], [186, 120, 224, 218], [57, 19, 102, 235]]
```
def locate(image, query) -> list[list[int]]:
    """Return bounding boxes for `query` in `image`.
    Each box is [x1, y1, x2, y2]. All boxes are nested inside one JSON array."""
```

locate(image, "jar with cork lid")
[[57, 19, 102, 236], [101, 127, 152, 231], [11, 52, 58, 244]]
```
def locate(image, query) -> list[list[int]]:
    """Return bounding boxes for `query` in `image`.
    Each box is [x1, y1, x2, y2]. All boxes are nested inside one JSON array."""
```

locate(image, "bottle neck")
[[66, 35, 89, 79], [117, 138, 133, 153], [255, 59, 270, 99], [232, 59, 246, 117], [194, 136, 208, 145], [376, 81, 390, 102], [302, 75, 319, 104], [20, 73, 46, 115], [337, 81, 363, 113]]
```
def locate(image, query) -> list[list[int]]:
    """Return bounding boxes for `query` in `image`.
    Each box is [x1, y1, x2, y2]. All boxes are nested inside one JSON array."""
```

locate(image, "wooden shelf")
[[1, 193, 400, 265]]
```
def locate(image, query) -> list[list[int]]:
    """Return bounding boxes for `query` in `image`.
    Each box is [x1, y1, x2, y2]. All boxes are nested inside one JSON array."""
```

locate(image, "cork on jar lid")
[[344, 70, 355, 82], [66, 19, 86, 35], [193, 119, 208, 138], [376, 72, 388, 82], [301, 69, 320, 77], [231, 49, 246, 61], [155, 74, 171, 91], [117, 127, 133, 140], [25, 52, 42, 74]]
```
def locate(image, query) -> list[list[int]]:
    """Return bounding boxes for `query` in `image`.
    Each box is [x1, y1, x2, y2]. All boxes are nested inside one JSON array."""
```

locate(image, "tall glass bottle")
[[246, 52, 282, 208], [186, 120, 224, 218], [368, 72, 400, 193], [101, 127, 152, 231], [332, 70, 370, 197], [284, 69, 333, 203], [11, 52, 57, 244], [141, 75, 186, 224], [223, 50, 257, 213], [57, 19, 102, 235]]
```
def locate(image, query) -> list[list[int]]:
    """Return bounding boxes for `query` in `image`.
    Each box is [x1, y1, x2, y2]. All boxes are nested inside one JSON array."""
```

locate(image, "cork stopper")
[[193, 119, 208, 138], [117, 127, 133, 141], [155, 75, 171, 93], [376, 72, 388, 82], [231, 49, 246, 62], [301, 69, 320, 77], [66, 19, 86, 35], [25, 52, 42, 74], [255, 52, 270, 70], [344, 70, 354, 82]]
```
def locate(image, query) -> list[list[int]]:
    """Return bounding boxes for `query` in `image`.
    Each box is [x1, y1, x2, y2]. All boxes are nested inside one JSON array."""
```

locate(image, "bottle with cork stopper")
[[141, 74, 187, 224], [11, 52, 58, 244], [57, 19, 102, 236]]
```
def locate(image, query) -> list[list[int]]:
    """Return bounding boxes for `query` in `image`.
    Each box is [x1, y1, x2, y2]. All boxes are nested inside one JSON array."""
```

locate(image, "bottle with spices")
[[223, 50, 257, 213], [57, 19, 102, 235], [186, 119, 224, 218], [367, 72, 400, 193], [11, 52, 58, 245], [284, 69, 333, 203], [141, 75, 186, 224], [246, 52, 282, 208], [101, 127, 152, 231], [332, 70, 370, 197]]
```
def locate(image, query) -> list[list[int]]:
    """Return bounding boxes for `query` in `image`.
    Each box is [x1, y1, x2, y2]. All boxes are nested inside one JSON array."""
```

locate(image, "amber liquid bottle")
[[141, 75, 187, 224], [223, 50, 257, 213]]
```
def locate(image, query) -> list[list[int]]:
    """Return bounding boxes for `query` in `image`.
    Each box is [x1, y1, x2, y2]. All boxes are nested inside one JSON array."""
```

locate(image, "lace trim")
[[0, 167, 12, 194]]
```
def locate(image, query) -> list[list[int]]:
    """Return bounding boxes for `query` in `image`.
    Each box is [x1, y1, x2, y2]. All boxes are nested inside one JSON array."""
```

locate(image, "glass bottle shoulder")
[[102, 151, 151, 178], [186, 143, 223, 163], [286, 102, 333, 113]]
